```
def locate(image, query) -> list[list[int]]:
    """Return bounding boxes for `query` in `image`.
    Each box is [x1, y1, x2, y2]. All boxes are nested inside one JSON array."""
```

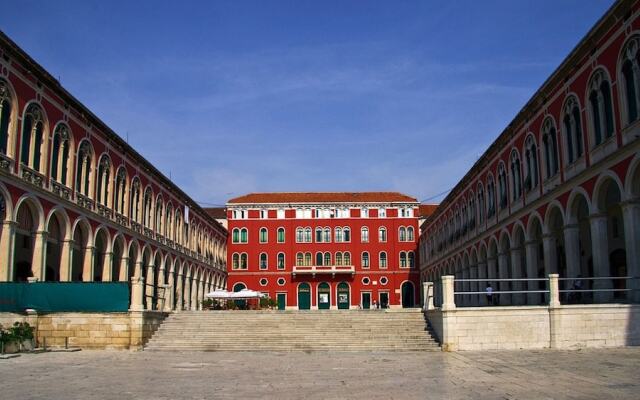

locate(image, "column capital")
[[563, 223, 579, 230], [589, 212, 608, 221]]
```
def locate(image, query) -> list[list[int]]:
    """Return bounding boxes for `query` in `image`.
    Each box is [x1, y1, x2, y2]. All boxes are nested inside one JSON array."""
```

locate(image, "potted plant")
[[0, 325, 19, 354], [10, 322, 35, 351]]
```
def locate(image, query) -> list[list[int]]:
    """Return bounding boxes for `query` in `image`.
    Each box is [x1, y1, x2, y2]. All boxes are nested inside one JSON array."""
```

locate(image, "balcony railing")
[[115, 212, 129, 227], [292, 265, 355, 278], [76, 192, 95, 211], [50, 179, 71, 200], [97, 203, 113, 219], [20, 164, 46, 188], [0, 153, 12, 172]]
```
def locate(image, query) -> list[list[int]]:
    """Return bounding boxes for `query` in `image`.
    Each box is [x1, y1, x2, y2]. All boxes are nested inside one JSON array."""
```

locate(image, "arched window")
[[240, 253, 248, 269], [76, 141, 93, 196], [304, 227, 312, 242], [155, 197, 164, 234], [165, 204, 173, 239], [524, 135, 539, 191], [477, 184, 485, 224], [143, 187, 153, 228], [497, 162, 508, 209], [400, 252, 407, 268], [50, 124, 70, 185], [114, 168, 127, 215], [323, 228, 330, 243], [296, 227, 303, 243], [407, 226, 415, 241], [304, 252, 312, 266], [316, 252, 323, 266], [510, 150, 522, 201], [361, 227, 369, 242], [335, 252, 343, 266], [487, 176, 496, 218], [335, 227, 343, 242], [588, 69, 614, 146], [378, 227, 387, 242], [379, 252, 387, 268], [323, 252, 331, 266], [344, 252, 351, 265], [362, 252, 370, 268], [542, 118, 559, 179], [343, 227, 350, 242], [408, 251, 415, 268], [621, 37, 640, 125], [20, 103, 46, 172], [129, 178, 141, 222], [315, 227, 323, 243], [277, 227, 285, 243], [0, 80, 13, 155], [296, 252, 304, 266], [240, 228, 248, 243], [232, 253, 240, 270], [277, 253, 285, 269], [259, 227, 268, 243], [562, 96, 584, 164], [96, 155, 111, 207], [260, 253, 268, 269], [399, 227, 407, 242]]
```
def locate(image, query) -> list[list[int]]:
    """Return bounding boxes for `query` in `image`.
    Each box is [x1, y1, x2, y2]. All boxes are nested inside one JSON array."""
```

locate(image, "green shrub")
[[10, 322, 34, 341]]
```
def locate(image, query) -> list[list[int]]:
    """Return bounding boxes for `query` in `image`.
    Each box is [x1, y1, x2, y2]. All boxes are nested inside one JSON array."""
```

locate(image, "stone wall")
[[427, 304, 640, 351], [0, 311, 168, 350]]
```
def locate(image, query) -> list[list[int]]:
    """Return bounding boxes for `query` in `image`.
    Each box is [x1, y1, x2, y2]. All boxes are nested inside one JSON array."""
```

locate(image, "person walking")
[[486, 283, 495, 306]]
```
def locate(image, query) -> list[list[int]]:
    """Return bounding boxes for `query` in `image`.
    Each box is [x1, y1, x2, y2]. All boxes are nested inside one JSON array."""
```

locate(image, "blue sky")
[[0, 1, 614, 206]]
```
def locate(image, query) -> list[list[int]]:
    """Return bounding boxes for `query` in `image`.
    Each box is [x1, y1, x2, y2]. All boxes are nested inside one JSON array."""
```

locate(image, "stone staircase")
[[144, 309, 440, 351]]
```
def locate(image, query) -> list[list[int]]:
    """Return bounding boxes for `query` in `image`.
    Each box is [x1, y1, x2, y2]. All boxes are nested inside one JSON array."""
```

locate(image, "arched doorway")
[[337, 282, 350, 310], [317, 282, 330, 310], [71, 221, 90, 282], [45, 212, 63, 281], [233, 282, 246, 309], [13, 201, 38, 281], [402, 281, 415, 308], [297, 282, 310, 310]]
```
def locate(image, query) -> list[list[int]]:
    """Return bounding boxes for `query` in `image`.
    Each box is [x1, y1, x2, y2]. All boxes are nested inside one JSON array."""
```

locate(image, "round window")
[[259, 278, 268, 286], [362, 277, 370, 285], [277, 277, 286, 286], [380, 276, 388, 285]]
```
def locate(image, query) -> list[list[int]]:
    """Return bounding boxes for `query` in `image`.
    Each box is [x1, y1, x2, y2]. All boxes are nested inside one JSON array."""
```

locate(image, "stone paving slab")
[[1, 348, 639, 399]]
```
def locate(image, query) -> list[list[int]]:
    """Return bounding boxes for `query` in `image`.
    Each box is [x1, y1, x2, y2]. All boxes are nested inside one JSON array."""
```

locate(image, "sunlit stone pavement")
[[1, 348, 639, 399]]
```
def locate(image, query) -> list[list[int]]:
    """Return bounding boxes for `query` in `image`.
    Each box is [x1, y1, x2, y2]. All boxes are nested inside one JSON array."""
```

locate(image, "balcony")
[[76, 192, 95, 211], [97, 203, 113, 219], [292, 265, 355, 278], [0, 153, 12, 172], [50, 179, 71, 200], [115, 212, 129, 227], [20, 164, 46, 188]]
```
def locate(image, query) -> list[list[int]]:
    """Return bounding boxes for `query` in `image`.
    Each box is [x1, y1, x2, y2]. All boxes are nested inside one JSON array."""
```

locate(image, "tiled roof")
[[227, 192, 418, 204], [204, 207, 227, 219], [418, 204, 439, 218]]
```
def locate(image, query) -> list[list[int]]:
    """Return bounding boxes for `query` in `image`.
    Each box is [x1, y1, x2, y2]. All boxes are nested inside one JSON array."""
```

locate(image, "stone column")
[[118, 256, 129, 282], [589, 213, 613, 302], [59, 239, 73, 282], [191, 278, 199, 311], [525, 241, 540, 305], [563, 224, 581, 279], [82, 246, 94, 282], [145, 263, 155, 310], [477, 262, 487, 306], [101, 251, 113, 282], [497, 251, 510, 305], [198, 279, 205, 310], [441, 275, 456, 311], [461, 268, 469, 307], [129, 276, 144, 311], [622, 201, 640, 302], [510, 246, 524, 305], [0, 221, 16, 281], [165, 271, 175, 312], [157, 266, 166, 311], [32, 230, 48, 281], [183, 277, 191, 311], [176, 273, 184, 311], [423, 282, 434, 310], [542, 234, 558, 276]]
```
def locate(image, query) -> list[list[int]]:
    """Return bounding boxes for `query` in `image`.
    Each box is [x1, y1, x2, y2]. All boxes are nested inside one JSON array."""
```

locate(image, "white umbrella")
[[205, 290, 232, 299], [228, 289, 267, 299]]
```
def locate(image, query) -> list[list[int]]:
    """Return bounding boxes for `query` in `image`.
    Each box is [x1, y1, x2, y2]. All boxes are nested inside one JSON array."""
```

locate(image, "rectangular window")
[[260, 210, 267, 219], [379, 208, 386, 218], [362, 208, 369, 218], [277, 209, 285, 219]]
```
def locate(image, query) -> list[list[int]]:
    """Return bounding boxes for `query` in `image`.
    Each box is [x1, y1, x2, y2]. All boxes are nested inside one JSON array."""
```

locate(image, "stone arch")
[[625, 154, 640, 200], [12, 195, 44, 281], [0, 77, 20, 159], [44, 207, 71, 282], [93, 226, 111, 281], [110, 233, 127, 282], [19, 100, 50, 173], [70, 217, 92, 281]]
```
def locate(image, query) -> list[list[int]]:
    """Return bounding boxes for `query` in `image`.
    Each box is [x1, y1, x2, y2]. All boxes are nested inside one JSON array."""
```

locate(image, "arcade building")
[[225, 192, 421, 310]]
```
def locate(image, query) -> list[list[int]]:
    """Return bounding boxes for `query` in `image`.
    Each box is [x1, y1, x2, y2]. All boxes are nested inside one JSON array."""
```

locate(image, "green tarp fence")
[[0, 282, 130, 312]]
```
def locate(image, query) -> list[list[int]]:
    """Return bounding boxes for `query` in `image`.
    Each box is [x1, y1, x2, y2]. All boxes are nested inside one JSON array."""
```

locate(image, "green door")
[[233, 283, 246, 308], [402, 282, 415, 308], [362, 292, 371, 309], [379, 292, 389, 309], [297, 283, 311, 310], [337, 282, 350, 310], [277, 293, 286, 310], [318, 282, 330, 310]]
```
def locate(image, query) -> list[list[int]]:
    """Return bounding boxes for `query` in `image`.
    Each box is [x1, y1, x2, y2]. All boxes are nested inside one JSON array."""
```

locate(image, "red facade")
[[226, 192, 420, 309]]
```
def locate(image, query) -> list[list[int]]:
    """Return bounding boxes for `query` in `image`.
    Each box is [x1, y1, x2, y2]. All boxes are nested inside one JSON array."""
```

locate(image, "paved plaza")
[[1, 348, 639, 399]]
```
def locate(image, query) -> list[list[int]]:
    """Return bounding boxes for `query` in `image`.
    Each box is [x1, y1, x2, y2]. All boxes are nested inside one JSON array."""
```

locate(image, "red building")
[[226, 192, 420, 310]]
